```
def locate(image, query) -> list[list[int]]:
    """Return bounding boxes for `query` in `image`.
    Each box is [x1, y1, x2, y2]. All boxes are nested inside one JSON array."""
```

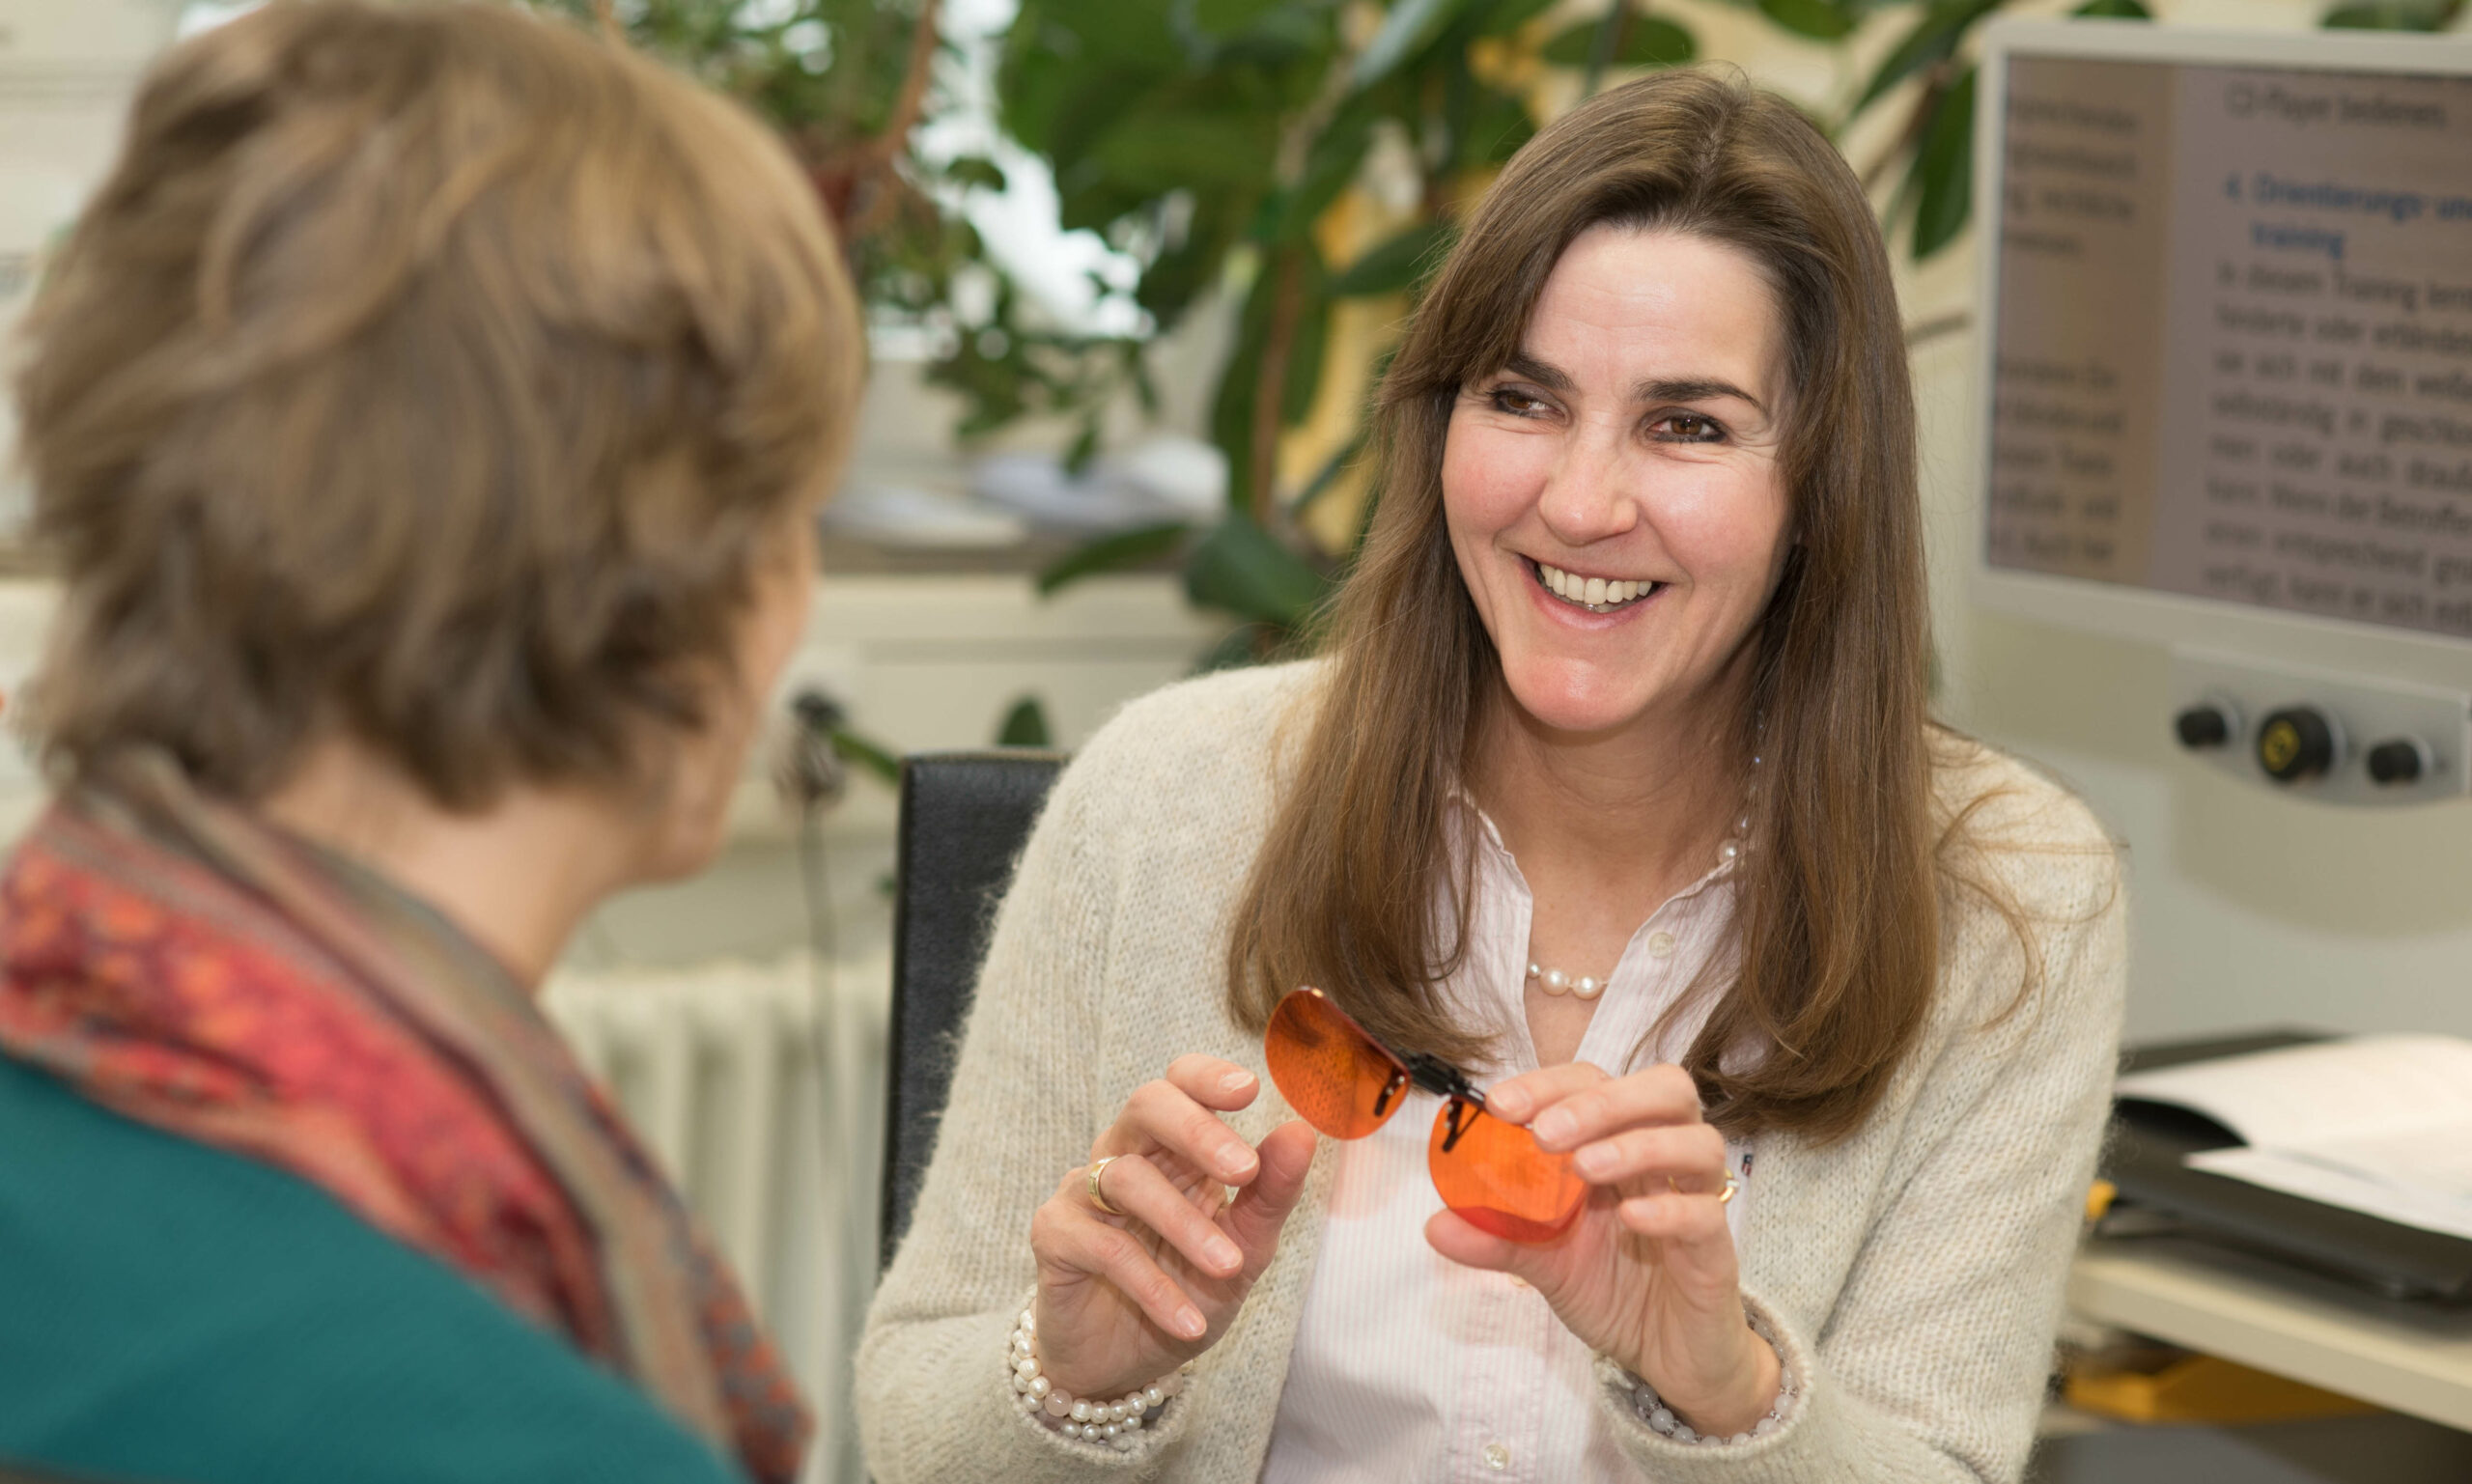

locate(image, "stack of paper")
[[2114, 1034, 2472, 1244]]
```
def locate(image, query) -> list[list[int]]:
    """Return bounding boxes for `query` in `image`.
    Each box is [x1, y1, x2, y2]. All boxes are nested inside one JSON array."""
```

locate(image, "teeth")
[[1537, 563, 1651, 611]]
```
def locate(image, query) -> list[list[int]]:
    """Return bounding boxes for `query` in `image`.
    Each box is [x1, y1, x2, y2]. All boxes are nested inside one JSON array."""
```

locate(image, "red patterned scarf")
[[0, 757, 809, 1482]]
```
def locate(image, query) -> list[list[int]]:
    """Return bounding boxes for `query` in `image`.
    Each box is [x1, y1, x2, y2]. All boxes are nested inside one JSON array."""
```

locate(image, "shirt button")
[[1506, 1274, 1528, 1289], [1647, 931, 1676, 959], [1483, 1441, 1511, 1470]]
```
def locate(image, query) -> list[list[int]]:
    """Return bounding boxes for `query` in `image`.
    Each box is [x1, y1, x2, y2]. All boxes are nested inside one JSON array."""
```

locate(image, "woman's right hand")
[[1028, 1054, 1317, 1401]]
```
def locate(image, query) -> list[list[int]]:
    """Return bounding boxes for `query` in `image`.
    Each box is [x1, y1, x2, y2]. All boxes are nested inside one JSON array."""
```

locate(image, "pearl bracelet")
[[1612, 1313, 1797, 1447], [1005, 1302, 1186, 1451]]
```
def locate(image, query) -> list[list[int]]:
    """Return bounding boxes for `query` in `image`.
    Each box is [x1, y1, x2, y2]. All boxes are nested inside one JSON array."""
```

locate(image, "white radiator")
[[543, 951, 889, 1484]]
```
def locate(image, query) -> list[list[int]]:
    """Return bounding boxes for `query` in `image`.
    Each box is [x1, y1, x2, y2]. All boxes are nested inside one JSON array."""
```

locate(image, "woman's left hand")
[[1424, 1061, 1779, 1437]]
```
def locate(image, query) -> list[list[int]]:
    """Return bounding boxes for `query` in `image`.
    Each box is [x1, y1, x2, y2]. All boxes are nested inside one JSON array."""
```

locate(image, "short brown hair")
[[12, 0, 863, 808], [1231, 70, 1952, 1142]]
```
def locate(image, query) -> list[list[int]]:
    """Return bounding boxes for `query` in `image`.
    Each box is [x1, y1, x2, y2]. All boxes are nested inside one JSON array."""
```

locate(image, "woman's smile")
[[1528, 557, 1664, 615]]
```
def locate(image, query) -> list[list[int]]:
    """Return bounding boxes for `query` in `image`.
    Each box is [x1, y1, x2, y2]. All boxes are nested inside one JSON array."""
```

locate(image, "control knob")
[[2173, 704, 2234, 751], [2255, 706, 2338, 784], [2366, 738, 2428, 787]]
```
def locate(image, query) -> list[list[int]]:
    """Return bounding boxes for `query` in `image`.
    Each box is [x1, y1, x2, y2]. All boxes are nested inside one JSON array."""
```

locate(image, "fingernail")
[[1221, 1144, 1257, 1178], [1533, 1108, 1575, 1146], [1177, 1306, 1207, 1338], [1204, 1236, 1240, 1270], [1491, 1086, 1529, 1119], [1220, 1070, 1253, 1093], [1575, 1143, 1615, 1179]]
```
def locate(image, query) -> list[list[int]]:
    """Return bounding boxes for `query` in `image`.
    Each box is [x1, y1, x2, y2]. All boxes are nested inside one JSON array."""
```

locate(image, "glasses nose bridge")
[[1405, 1050, 1477, 1101]]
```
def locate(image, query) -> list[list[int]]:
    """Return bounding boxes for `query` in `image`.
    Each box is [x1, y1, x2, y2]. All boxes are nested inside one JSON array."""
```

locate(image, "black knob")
[[2256, 707, 2336, 783], [2175, 705, 2233, 750], [2367, 739, 2426, 786]]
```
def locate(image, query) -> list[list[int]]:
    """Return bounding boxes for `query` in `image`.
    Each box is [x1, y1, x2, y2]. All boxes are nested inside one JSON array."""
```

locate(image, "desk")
[[2068, 1237, 2472, 1431]]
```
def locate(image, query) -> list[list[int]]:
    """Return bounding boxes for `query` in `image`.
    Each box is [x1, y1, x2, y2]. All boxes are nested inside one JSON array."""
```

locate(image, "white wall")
[[0, 0, 183, 529]]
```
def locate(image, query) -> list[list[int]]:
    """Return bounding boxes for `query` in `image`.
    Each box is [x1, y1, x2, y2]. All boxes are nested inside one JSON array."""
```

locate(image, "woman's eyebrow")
[[1494, 353, 1767, 417], [1634, 377, 1768, 415], [1500, 352, 1573, 392]]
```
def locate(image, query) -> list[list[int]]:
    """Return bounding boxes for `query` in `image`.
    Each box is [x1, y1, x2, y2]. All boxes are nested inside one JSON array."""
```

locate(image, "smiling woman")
[[859, 68, 2124, 1484]]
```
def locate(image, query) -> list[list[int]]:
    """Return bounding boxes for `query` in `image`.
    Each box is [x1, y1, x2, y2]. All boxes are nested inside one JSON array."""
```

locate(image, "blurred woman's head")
[[1236, 69, 1942, 1143], [13, 0, 862, 879]]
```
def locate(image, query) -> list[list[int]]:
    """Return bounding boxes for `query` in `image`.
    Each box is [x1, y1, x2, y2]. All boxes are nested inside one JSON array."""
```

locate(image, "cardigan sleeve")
[[1592, 796, 2128, 1484], [853, 735, 1195, 1483]]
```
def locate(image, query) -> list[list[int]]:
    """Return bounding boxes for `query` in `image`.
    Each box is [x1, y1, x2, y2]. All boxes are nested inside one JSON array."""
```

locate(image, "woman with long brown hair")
[[860, 68, 2121, 1483]]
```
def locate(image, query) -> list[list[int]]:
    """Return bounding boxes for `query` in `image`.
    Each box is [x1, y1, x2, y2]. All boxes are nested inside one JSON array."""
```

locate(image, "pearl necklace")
[[1526, 747, 1758, 1002]]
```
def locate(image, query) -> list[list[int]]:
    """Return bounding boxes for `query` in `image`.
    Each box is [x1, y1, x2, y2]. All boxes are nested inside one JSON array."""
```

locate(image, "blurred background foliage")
[[548, 0, 2458, 673]]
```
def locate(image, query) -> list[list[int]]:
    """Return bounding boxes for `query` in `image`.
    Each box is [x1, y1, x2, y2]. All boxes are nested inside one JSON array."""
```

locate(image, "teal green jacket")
[[0, 1054, 750, 1484]]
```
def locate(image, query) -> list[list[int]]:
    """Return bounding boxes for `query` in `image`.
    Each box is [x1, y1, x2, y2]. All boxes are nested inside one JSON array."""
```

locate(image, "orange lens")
[[1265, 988, 1410, 1140], [1427, 1100, 1587, 1243]]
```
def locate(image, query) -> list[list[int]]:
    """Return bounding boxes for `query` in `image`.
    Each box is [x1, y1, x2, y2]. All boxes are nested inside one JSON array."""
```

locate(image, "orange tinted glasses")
[[1264, 987, 1585, 1243]]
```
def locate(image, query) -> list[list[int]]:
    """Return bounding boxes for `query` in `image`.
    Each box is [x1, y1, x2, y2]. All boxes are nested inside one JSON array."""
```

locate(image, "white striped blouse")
[[1261, 805, 1752, 1483]]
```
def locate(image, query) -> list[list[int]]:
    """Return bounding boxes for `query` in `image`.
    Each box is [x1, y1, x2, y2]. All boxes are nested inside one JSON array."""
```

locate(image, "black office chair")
[[879, 748, 1066, 1272]]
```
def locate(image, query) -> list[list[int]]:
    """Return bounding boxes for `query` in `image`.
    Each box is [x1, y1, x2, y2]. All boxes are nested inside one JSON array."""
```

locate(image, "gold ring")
[[1086, 1155, 1126, 1218], [1668, 1171, 1741, 1205]]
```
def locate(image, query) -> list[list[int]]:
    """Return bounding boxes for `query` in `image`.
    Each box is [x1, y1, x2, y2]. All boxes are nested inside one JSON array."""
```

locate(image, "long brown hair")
[[1228, 69, 1949, 1143]]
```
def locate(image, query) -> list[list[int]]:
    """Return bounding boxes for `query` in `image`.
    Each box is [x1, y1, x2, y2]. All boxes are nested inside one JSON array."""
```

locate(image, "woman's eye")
[[1654, 413, 1726, 443], [1488, 387, 1549, 417]]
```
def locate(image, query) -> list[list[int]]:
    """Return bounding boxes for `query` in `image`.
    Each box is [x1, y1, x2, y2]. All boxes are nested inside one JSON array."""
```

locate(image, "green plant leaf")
[[1351, 0, 1480, 90], [1035, 520, 1192, 595], [941, 154, 1008, 191], [1138, 192, 1244, 327], [829, 727, 902, 788], [1063, 415, 1102, 475], [1848, 0, 2004, 120], [1757, 0, 1857, 41], [1282, 273, 1333, 425], [1906, 64, 1976, 259], [1210, 266, 1275, 508], [2322, 0, 2459, 26], [1540, 14, 1696, 68], [1330, 219, 1457, 296], [1194, 622, 1272, 672], [1183, 513, 1329, 628], [1267, 108, 1375, 243], [1291, 431, 1368, 516], [1193, 0, 1295, 36], [1473, 0, 1563, 34], [1462, 82, 1539, 166], [2072, 0, 2151, 15], [996, 695, 1053, 747], [1093, 110, 1279, 192]]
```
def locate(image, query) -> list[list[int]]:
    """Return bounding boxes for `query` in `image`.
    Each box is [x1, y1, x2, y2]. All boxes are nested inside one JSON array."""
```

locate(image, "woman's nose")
[[1535, 436, 1641, 547]]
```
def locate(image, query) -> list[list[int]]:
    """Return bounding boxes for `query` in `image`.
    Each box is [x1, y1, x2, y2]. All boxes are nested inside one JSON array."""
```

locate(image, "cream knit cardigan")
[[857, 658, 2125, 1484]]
